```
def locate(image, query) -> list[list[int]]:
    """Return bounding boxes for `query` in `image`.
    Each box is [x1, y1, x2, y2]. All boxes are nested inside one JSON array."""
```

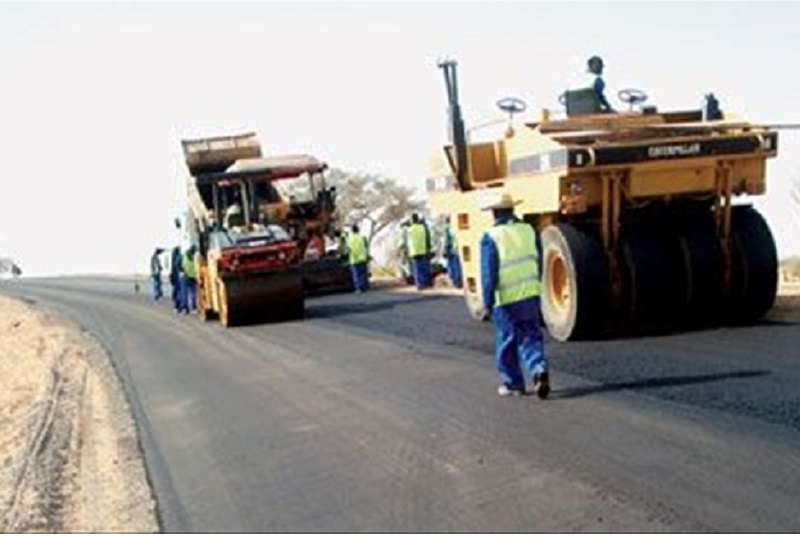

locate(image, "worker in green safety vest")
[[179, 245, 198, 314], [442, 217, 463, 288], [405, 213, 433, 289], [335, 229, 349, 262], [479, 193, 549, 399], [346, 224, 370, 292]]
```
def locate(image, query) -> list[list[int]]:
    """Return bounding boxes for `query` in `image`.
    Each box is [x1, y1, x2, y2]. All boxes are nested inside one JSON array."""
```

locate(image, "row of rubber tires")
[[537, 206, 777, 341]]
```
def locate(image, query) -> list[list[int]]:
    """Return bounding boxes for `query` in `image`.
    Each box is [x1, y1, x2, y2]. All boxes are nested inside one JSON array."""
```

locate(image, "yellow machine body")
[[429, 108, 779, 340]]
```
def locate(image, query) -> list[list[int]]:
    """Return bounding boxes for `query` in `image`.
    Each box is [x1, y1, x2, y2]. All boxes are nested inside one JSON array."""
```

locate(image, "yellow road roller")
[[428, 60, 780, 340]]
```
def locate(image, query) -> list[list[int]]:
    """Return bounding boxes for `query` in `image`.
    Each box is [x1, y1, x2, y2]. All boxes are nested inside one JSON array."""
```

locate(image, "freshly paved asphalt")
[[3, 277, 800, 532]]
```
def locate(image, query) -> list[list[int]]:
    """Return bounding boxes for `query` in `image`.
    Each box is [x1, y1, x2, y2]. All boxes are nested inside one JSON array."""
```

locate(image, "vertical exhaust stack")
[[438, 59, 470, 191]]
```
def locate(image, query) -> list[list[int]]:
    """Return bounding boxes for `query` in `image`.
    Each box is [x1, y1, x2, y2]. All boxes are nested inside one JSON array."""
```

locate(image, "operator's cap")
[[479, 192, 520, 211]]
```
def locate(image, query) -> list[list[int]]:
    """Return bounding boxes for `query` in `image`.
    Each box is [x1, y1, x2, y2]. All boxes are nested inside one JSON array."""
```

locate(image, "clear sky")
[[1, 2, 799, 275]]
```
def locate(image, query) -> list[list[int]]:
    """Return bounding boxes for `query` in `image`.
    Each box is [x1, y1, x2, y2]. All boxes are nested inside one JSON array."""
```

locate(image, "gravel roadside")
[[0, 295, 157, 532]]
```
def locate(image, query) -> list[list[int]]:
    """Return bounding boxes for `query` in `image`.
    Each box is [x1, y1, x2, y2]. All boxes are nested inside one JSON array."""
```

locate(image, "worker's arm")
[[480, 233, 499, 312], [594, 77, 613, 112], [535, 229, 543, 280]]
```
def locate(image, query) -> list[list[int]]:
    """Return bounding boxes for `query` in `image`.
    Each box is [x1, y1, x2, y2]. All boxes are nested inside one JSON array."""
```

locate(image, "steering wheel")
[[496, 97, 527, 116], [617, 88, 648, 111]]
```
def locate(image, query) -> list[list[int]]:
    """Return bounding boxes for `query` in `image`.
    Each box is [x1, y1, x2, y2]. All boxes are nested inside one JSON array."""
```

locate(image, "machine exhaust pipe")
[[438, 59, 470, 191]]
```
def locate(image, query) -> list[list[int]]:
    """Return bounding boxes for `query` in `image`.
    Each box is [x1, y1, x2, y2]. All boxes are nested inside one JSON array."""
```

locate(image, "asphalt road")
[[3, 277, 800, 532]]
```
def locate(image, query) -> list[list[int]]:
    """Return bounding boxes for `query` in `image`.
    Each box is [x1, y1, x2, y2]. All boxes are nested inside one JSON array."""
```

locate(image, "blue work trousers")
[[493, 297, 547, 390], [447, 253, 463, 288], [151, 275, 163, 301], [411, 256, 432, 289], [179, 275, 197, 313], [170, 274, 181, 310], [350, 263, 369, 292]]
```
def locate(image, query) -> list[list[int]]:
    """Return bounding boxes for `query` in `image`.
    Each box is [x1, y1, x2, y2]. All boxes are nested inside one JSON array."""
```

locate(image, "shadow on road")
[[307, 294, 450, 318], [553, 370, 769, 400]]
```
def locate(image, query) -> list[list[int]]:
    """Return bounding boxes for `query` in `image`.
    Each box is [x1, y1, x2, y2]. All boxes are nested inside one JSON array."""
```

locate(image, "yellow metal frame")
[[429, 112, 775, 310]]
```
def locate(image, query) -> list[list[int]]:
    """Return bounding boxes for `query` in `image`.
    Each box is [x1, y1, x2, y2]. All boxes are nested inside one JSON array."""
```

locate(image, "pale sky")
[[1, 2, 799, 275]]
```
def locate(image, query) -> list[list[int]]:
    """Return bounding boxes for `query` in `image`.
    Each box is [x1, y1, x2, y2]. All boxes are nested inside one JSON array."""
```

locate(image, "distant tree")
[[327, 169, 426, 245]]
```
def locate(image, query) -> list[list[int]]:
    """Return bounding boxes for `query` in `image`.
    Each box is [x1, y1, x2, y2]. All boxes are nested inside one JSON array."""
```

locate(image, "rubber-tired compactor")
[[429, 60, 779, 340]]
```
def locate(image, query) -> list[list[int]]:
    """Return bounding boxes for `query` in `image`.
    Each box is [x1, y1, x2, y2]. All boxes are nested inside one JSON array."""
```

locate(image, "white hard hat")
[[478, 192, 520, 211]]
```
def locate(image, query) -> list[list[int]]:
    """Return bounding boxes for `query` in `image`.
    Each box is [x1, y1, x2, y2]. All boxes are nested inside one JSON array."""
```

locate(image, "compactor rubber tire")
[[677, 217, 724, 328], [620, 230, 688, 334], [540, 223, 609, 341], [728, 207, 778, 323]]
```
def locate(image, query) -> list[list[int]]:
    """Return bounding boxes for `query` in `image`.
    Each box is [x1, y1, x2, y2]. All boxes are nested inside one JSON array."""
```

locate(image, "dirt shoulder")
[[0, 295, 157, 532]]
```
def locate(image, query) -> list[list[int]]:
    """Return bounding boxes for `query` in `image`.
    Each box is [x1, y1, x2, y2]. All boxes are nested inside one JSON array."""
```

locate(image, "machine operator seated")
[[562, 55, 615, 116], [224, 203, 245, 229]]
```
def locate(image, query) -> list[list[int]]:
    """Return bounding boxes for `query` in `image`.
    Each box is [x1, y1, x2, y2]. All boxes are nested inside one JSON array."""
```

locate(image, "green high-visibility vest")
[[407, 223, 429, 258], [347, 234, 368, 265], [486, 222, 541, 306], [182, 253, 197, 279]]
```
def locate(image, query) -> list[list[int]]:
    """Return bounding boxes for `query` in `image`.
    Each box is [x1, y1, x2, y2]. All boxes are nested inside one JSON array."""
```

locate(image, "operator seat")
[[563, 88, 604, 116]]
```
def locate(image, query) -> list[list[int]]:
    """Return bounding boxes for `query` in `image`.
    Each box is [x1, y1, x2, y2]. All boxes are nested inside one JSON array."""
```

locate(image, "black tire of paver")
[[541, 223, 609, 341], [286, 293, 306, 321], [678, 217, 724, 328], [620, 229, 688, 334], [729, 206, 778, 323]]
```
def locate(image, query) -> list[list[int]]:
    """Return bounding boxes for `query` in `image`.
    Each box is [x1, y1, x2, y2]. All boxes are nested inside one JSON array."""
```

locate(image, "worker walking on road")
[[179, 245, 198, 314], [480, 193, 549, 399], [406, 213, 433, 289], [443, 217, 463, 289], [347, 224, 370, 293], [150, 247, 165, 301], [169, 246, 183, 312]]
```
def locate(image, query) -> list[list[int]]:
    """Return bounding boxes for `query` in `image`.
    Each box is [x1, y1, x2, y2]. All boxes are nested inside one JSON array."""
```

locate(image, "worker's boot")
[[532, 373, 550, 400], [497, 384, 525, 397]]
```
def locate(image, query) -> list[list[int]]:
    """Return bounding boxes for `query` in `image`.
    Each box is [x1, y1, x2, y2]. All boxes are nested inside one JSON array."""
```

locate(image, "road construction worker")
[[179, 245, 198, 314], [406, 213, 433, 289], [224, 203, 244, 229], [480, 193, 549, 399], [149, 247, 165, 301], [442, 217, 463, 289], [347, 224, 370, 293], [587, 55, 613, 113], [169, 246, 183, 312], [304, 231, 325, 260], [335, 229, 349, 262]]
